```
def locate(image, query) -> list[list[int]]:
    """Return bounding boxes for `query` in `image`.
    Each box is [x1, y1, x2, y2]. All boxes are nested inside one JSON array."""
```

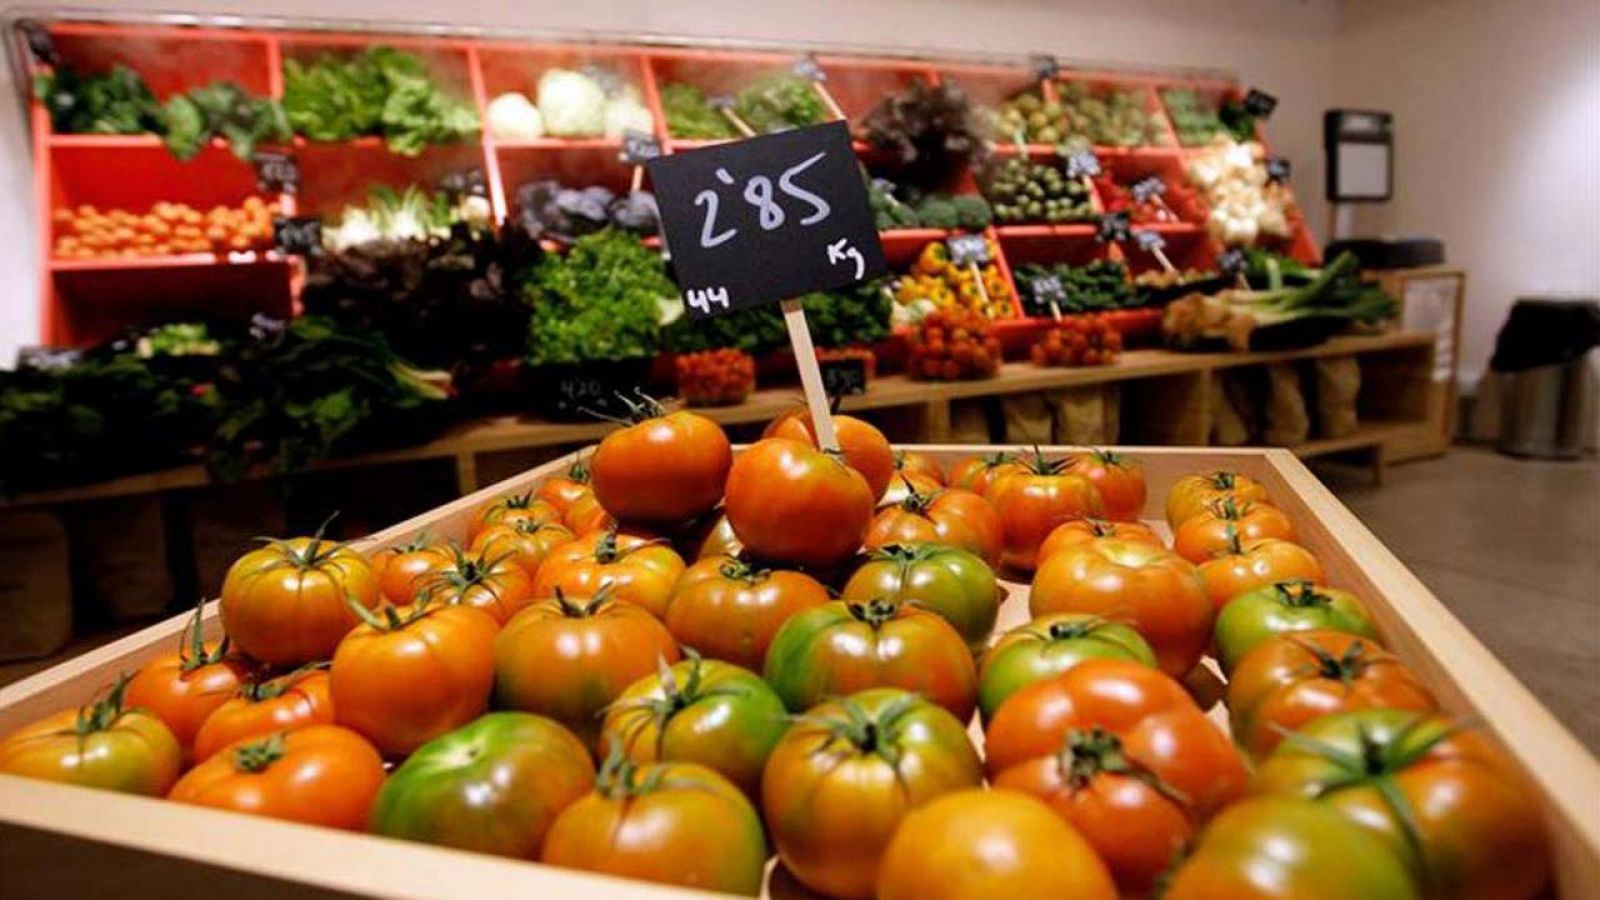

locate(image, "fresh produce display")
[[1213, 579, 1378, 673], [990, 83, 1168, 147], [1165, 469, 1271, 528], [321, 184, 492, 252], [531, 529, 686, 620], [466, 491, 562, 541], [591, 404, 731, 524], [840, 543, 1001, 653], [1069, 449, 1146, 521], [159, 81, 292, 161], [666, 284, 890, 355], [1187, 138, 1294, 245], [513, 180, 659, 242], [765, 410, 895, 501], [658, 82, 737, 139], [125, 606, 250, 761], [1029, 315, 1122, 367], [987, 448, 1105, 570], [1013, 260, 1135, 316], [52, 198, 278, 259], [976, 613, 1157, 723], [674, 348, 756, 406], [486, 67, 654, 141], [859, 79, 986, 190], [864, 483, 1002, 565], [893, 241, 1014, 322], [1093, 171, 1201, 224], [220, 531, 379, 666], [1172, 496, 1298, 563], [982, 156, 1094, 224], [663, 556, 830, 673], [867, 179, 993, 231], [281, 47, 479, 155], [906, 308, 1004, 380], [190, 669, 336, 764], [1160, 87, 1227, 146], [523, 229, 674, 366], [1036, 517, 1162, 561], [0, 677, 180, 796], [948, 451, 1029, 496], [893, 449, 945, 484], [169, 725, 387, 830], [469, 520, 574, 580], [725, 437, 875, 568], [733, 72, 829, 133], [1195, 534, 1324, 611]]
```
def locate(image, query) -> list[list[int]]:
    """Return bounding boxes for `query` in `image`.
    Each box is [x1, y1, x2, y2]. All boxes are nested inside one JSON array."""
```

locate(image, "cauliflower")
[[604, 95, 656, 139], [537, 69, 606, 137], [487, 92, 544, 141]]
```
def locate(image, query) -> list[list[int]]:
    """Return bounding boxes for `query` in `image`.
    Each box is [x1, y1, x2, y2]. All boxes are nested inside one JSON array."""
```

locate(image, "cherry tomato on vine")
[[663, 555, 829, 671], [169, 725, 386, 830], [220, 531, 379, 666], [591, 401, 732, 524], [0, 675, 180, 796]]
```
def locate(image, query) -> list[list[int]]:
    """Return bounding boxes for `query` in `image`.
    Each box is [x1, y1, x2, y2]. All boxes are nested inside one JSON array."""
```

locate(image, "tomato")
[[877, 469, 944, 507], [370, 712, 595, 858], [495, 590, 680, 750], [1029, 539, 1212, 678], [725, 438, 875, 570], [839, 543, 1000, 653], [544, 755, 766, 896], [329, 602, 498, 756], [677, 510, 742, 561], [877, 789, 1117, 900], [563, 491, 615, 535], [1172, 497, 1298, 564], [466, 490, 563, 543], [169, 725, 386, 830], [988, 450, 1106, 572], [948, 451, 1029, 497], [1165, 470, 1271, 529], [1164, 797, 1419, 900], [763, 689, 983, 899], [1037, 518, 1163, 563], [125, 603, 251, 761], [600, 654, 787, 796], [192, 669, 335, 763], [592, 407, 731, 524], [764, 597, 978, 721], [985, 659, 1247, 819], [413, 543, 537, 625], [369, 536, 451, 605], [663, 555, 829, 671], [0, 676, 180, 796], [893, 448, 946, 485], [1254, 710, 1548, 900], [1197, 535, 1324, 611], [870, 483, 1001, 561], [977, 613, 1157, 725], [220, 533, 379, 666], [467, 519, 574, 581], [1214, 579, 1378, 673], [536, 454, 593, 516], [532, 529, 685, 620], [1069, 449, 1146, 521], [1227, 631, 1437, 759], [765, 409, 895, 501]]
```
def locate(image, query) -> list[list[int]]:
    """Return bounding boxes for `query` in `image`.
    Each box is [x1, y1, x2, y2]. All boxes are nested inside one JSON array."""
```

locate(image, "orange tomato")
[[877, 469, 944, 507], [1165, 470, 1271, 529], [988, 450, 1106, 572], [169, 725, 386, 830], [893, 448, 946, 485], [592, 408, 732, 524], [725, 438, 875, 570], [413, 544, 538, 625], [220, 534, 379, 666], [765, 410, 896, 501], [466, 491, 563, 543], [0, 677, 181, 796], [864, 481, 1002, 566], [563, 491, 615, 534], [1196, 536, 1323, 611], [369, 536, 452, 605], [1037, 518, 1163, 564], [467, 519, 574, 580], [663, 555, 830, 671], [125, 604, 251, 761], [192, 669, 335, 763], [948, 451, 1030, 497], [1069, 449, 1146, 522], [532, 529, 685, 620], [536, 455, 594, 516], [1172, 498, 1299, 565]]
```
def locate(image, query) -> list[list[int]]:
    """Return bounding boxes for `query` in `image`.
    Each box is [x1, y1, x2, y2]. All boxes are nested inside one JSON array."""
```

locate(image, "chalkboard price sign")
[[1030, 274, 1066, 306], [792, 54, 826, 83], [1064, 149, 1101, 180], [1244, 88, 1279, 119], [1029, 53, 1060, 81], [647, 121, 886, 319], [1133, 229, 1166, 253], [946, 233, 990, 266], [272, 216, 322, 256], [1265, 156, 1291, 183], [1096, 210, 1131, 243], [253, 151, 300, 195], [17, 346, 82, 371], [18, 20, 57, 66], [819, 356, 868, 396], [620, 130, 663, 165], [1131, 175, 1166, 203], [1218, 246, 1247, 276]]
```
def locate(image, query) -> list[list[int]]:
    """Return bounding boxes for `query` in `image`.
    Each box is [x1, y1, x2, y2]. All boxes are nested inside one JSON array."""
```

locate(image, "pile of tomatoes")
[[907, 309, 1003, 381], [0, 410, 1550, 900], [51, 198, 279, 259], [675, 348, 757, 407], [1030, 314, 1123, 367], [1092, 173, 1204, 226]]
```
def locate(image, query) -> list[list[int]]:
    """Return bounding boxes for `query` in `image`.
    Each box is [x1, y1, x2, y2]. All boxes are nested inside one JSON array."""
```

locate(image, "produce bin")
[[1, 445, 1595, 899]]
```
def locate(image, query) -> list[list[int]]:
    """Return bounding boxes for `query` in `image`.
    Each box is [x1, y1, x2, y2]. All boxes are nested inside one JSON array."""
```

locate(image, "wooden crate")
[[1, 446, 1595, 898]]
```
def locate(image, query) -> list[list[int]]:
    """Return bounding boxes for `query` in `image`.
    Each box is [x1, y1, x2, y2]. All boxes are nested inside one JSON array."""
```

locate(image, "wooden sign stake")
[[719, 106, 757, 138], [1152, 245, 1178, 274], [780, 298, 841, 450], [630, 165, 645, 193]]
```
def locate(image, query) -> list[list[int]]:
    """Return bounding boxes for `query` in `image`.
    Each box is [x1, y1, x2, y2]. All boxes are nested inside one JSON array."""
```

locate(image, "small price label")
[[580, 64, 624, 97], [708, 95, 736, 111], [819, 356, 868, 397], [1063, 149, 1101, 180], [249, 313, 288, 340], [1029, 274, 1067, 305], [438, 168, 487, 198], [620, 130, 663, 165], [1096, 211, 1131, 243], [1264, 156, 1291, 184], [17, 346, 81, 371], [946, 233, 990, 266], [792, 54, 826, 83], [1133, 229, 1166, 253], [1131, 175, 1166, 203], [1218, 247, 1247, 276], [272, 216, 322, 256], [1029, 53, 1060, 81], [18, 19, 57, 66], [252, 150, 299, 195], [1244, 88, 1279, 119]]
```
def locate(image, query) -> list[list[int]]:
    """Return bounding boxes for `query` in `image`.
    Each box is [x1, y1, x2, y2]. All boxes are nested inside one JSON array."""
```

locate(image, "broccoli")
[[914, 196, 959, 229], [950, 194, 993, 230]]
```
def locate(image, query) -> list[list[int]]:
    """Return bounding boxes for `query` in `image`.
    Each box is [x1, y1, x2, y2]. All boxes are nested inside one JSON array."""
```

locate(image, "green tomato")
[[598, 654, 788, 797], [976, 613, 1157, 724], [841, 543, 1000, 652], [369, 712, 595, 858], [1214, 580, 1378, 674]]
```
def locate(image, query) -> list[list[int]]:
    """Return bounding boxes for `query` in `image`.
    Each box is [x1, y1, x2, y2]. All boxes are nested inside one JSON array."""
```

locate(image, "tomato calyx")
[[802, 693, 921, 768], [1020, 445, 1071, 476], [238, 664, 325, 702], [594, 741, 676, 799], [1057, 727, 1194, 814], [607, 388, 669, 425], [551, 584, 616, 618], [383, 530, 435, 555], [175, 596, 232, 673], [1294, 637, 1373, 685], [607, 650, 739, 756], [1088, 448, 1128, 468], [253, 514, 350, 574], [845, 596, 904, 630], [1273, 579, 1335, 609], [716, 556, 771, 585], [72, 673, 135, 738], [231, 731, 287, 774], [504, 518, 564, 538], [1204, 496, 1247, 521], [893, 476, 944, 515], [1206, 471, 1241, 490], [1041, 616, 1110, 642], [415, 544, 515, 604], [496, 490, 541, 511], [564, 455, 592, 484]]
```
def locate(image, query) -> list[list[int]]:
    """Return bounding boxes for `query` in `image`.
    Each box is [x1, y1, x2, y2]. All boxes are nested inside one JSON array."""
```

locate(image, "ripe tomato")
[[544, 756, 767, 896], [988, 450, 1106, 571], [977, 613, 1156, 725], [467, 518, 574, 581], [1164, 797, 1419, 900], [1069, 449, 1146, 522], [532, 529, 685, 620], [677, 510, 742, 561], [877, 469, 944, 507], [536, 454, 593, 516], [877, 789, 1117, 900], [984, 659, 1247, 819], [220, 534, 379, 666], [330, 602, 498, 756], [948, 451, 1029, 497], [765, 409, 895, 501], [1254, 710, 1548, 900], [864, 482, 1002, 566], [370, 711, 595, 858], [663, 555, 829, 671], [125, 604, 251, 761], [840, 543, 1000, 653], [1227, 631, 1436, 760], [1029, 539, 1212, 677], [369, 537, 452, 605], [1196, 535, 1324, 611], [466, 490, 563, 543], [591, 408, 731, 524], [763, 689, 983, 899], [494, 590, 680, 750], [893, 448, 946, 485], [1214, 579, 1378, 673], [413, 544, 537, 625], [1037, 518, 1163, 564], [192, 669, 335, 763], [725, 438, 874, 570], [562, 491, 616, 535], [169, 725, 385, 830], [1172, 497, 1298, 564], [600, 654, 788, 797], [764, 597, 978, 721], [1165, 470, 1271, 529], [0, 676, 180, 796]]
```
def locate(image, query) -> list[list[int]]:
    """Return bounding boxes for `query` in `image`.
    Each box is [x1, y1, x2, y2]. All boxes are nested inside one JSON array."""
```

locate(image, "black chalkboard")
[[620, 130, 663, 165], [1064, 149, 1101, 180], [1244, 88, 1279, 119], [18, 20, 57, 66], [1133, 229, 1166, 253], [1029, 54, 1060, 81], [272, 216, 322, 256], [820, 356, 868, 396], [946, 233, 990, 266], [647, 121, 886, 319], [253, 151, 300, 195], [1131, 175, 1165, 203], [1265, 156, 1291, 184], [1096, 211, 1131, 243]]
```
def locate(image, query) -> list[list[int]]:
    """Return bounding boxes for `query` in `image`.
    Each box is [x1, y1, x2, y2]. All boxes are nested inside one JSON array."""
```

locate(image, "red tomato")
[[725, 438, 875, 570], [948, 451, 1029, 497], [1069, 449, 1146, 522], [765, 410, 896, 501], [220, 534, 379, 666], [192, 669, 335, 763], [125, 604, 251, 761], [466, 491, 563, 543], [536, 455, 593, 517], [1165, 470, 1271, 529], [893, 448, 946, 485], [169, 725, 386, 830], [988, 451, 1106, 572], [1037, 518, 1163, 564], [1029, 539, 1213, 677], [663, 555, 830, 671], [532, 529, 685, 620], [369, 537, 452, 606], [865, 481, 1002, 566], [414, 543, 538, 625], [1196, 535, 1324, 611], [563, 492, 616, 535], [1173, 498, 1299, 565], [677, 510, 743, 561], [0, 676, 181, 796], [467, 518, 574, 581], [591, 408, 731, 524], [877, 469, 944, 507]]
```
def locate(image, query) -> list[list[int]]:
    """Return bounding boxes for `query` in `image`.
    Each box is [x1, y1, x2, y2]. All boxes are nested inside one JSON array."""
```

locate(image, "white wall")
[[1335, 0, 1600, 387]]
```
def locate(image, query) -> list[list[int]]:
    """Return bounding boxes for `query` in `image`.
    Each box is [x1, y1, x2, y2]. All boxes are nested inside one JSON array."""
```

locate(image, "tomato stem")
[[232, 732, 286, 773], [1273, 579, 1332, 608], [846, 597, 902, 630]]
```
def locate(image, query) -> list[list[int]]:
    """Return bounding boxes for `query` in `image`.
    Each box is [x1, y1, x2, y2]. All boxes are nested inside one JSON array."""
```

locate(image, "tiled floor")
[[4, 447, 1597, 751]]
